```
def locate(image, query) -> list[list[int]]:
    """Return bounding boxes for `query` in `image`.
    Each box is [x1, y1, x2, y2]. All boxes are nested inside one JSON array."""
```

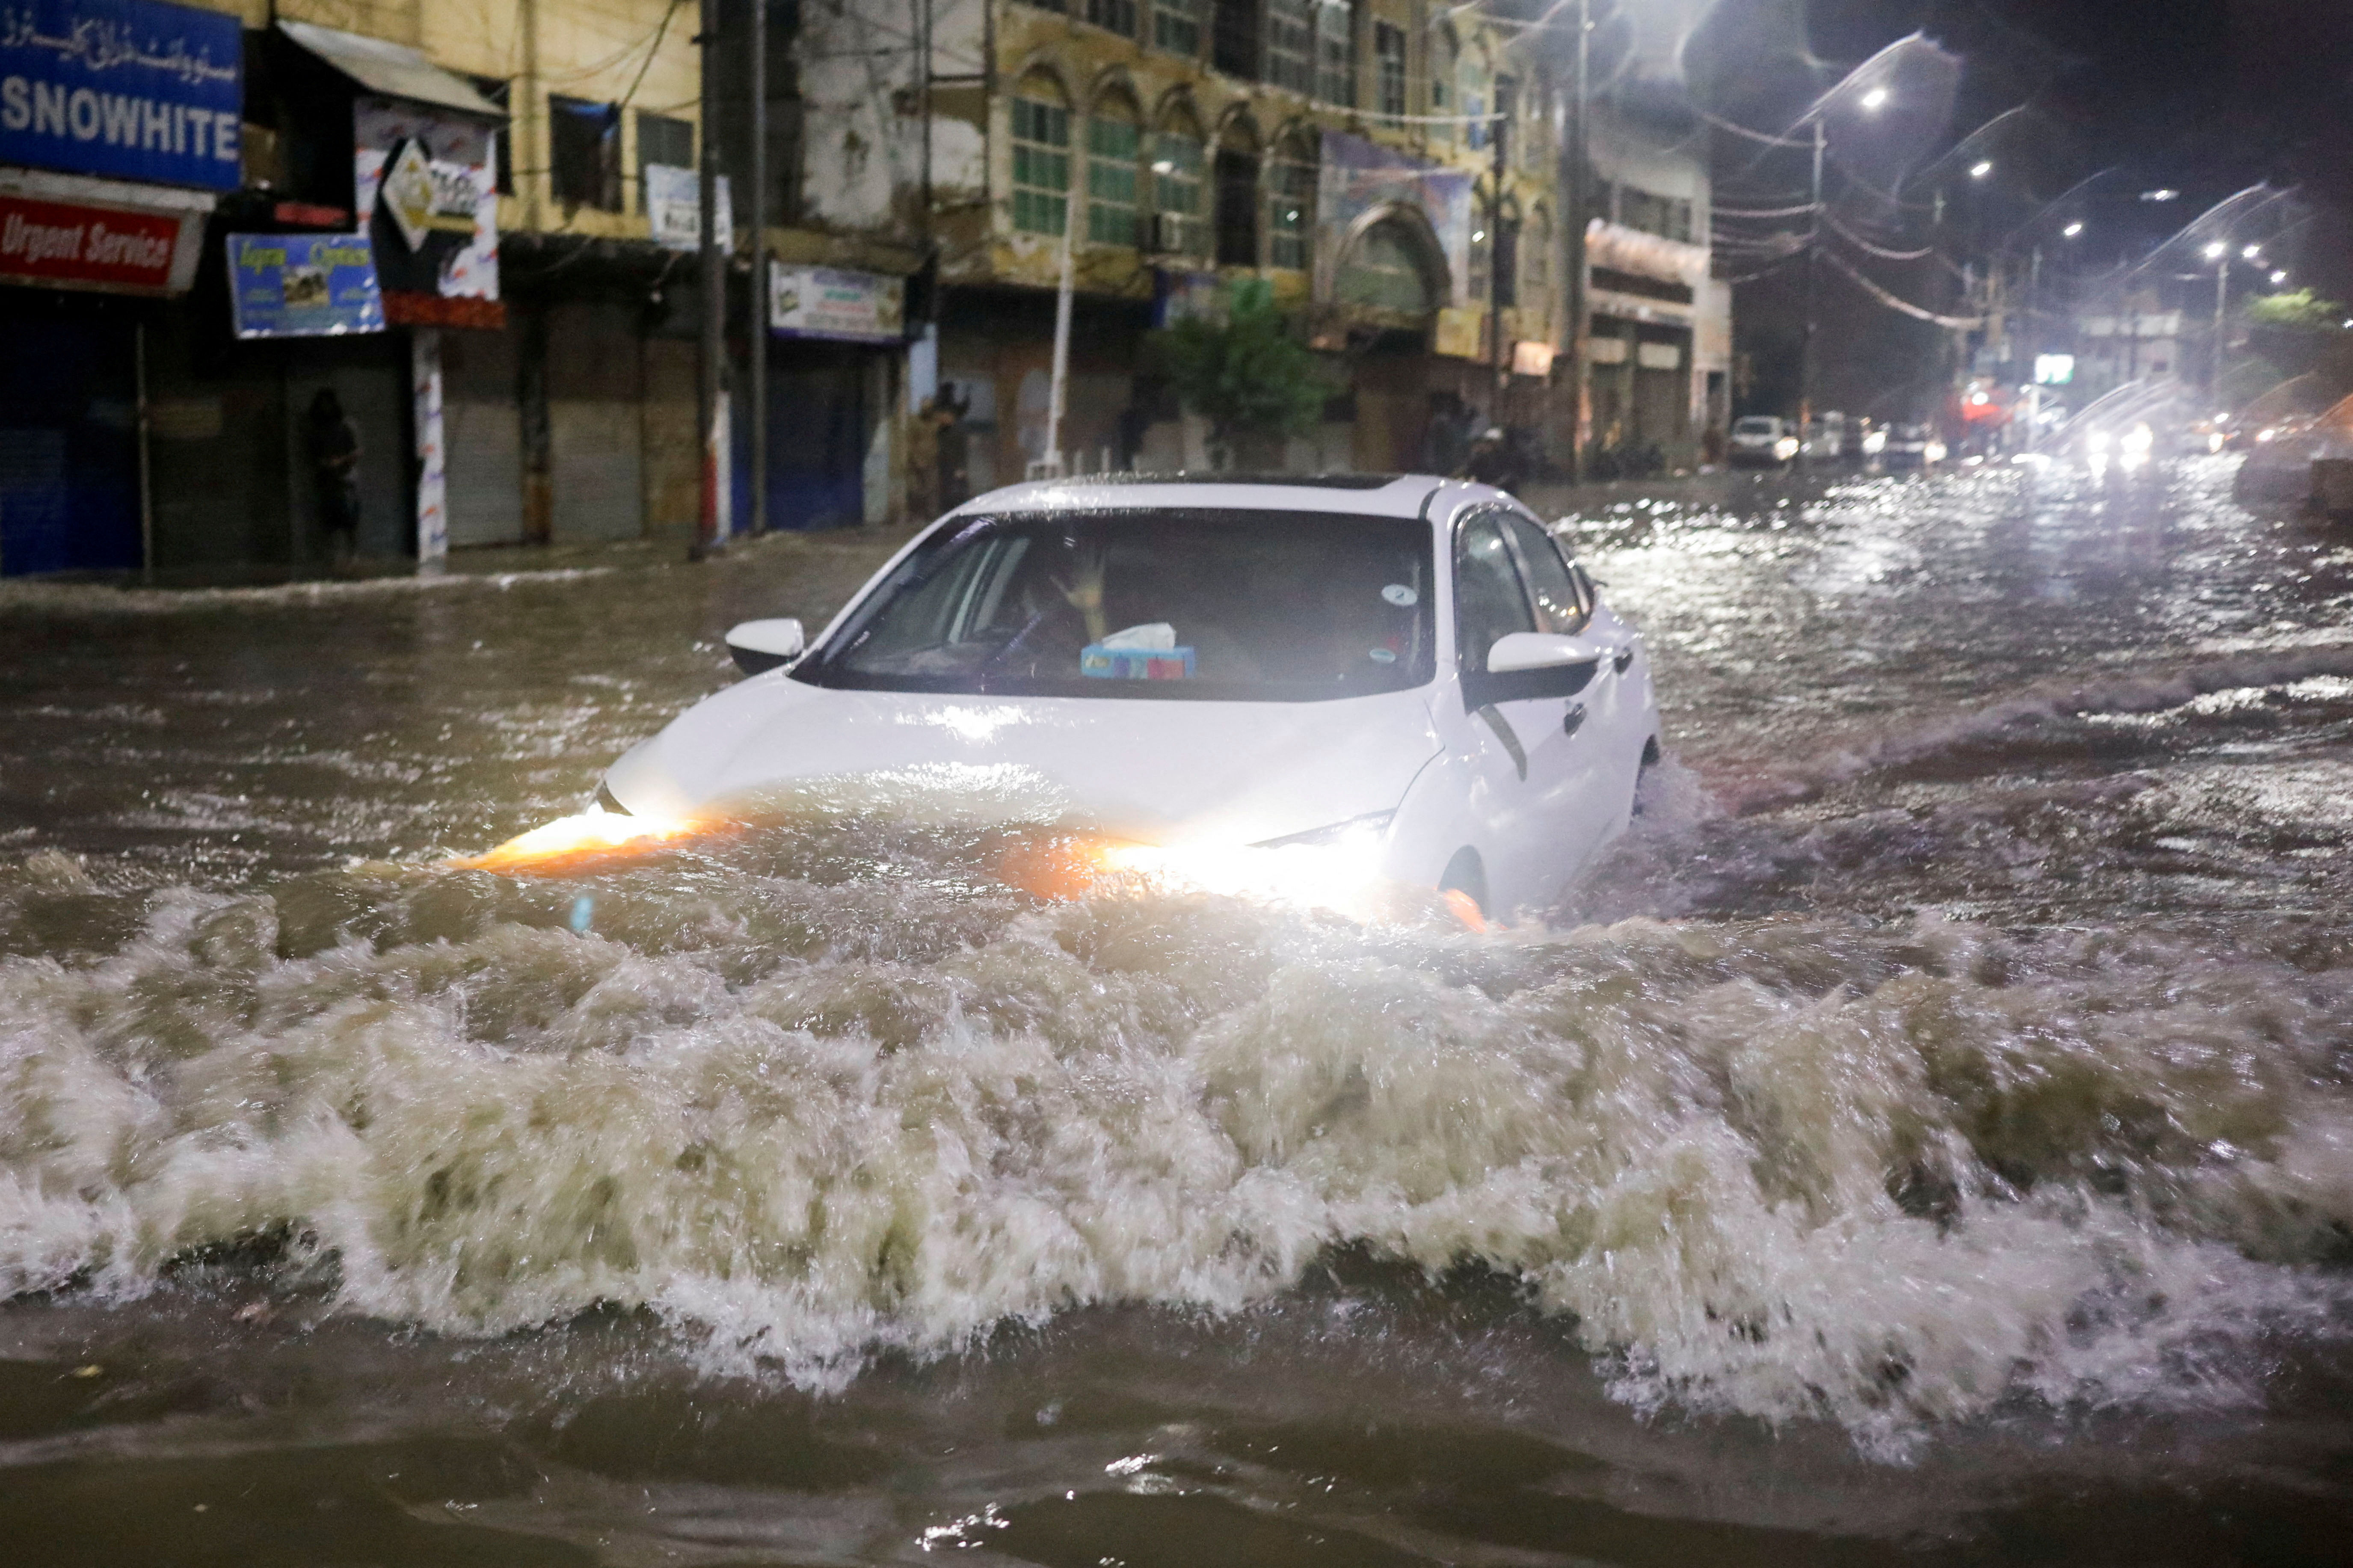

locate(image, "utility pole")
[[1796, 117, 1823, 467], [749, 0, 768, 536], [1563, 0, 1588, 483], [694, 0, 728, 557]]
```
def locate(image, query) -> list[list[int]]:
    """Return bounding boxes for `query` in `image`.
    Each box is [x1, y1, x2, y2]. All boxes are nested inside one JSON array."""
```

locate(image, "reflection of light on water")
[[455, 806, 696, 872]]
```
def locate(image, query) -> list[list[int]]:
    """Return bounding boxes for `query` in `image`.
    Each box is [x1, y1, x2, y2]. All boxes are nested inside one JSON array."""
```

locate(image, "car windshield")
[[798, 509, 1436, 702], [1733, 417, 1778, 435]]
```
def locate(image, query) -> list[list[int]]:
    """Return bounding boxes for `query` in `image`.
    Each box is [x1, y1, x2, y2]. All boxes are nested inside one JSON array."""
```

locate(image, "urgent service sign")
[[0, 182, 201, 291], [0, 0, 243, 193]]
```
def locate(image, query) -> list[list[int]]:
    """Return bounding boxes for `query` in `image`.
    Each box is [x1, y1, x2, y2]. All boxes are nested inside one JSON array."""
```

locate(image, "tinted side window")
[[1503, 515, 1588, 635], [1455, 514, 1535, 673]]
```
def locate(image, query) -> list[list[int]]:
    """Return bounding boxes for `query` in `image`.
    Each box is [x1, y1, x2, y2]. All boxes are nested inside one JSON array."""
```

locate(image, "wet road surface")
[[3, 458, 2352, 1564]]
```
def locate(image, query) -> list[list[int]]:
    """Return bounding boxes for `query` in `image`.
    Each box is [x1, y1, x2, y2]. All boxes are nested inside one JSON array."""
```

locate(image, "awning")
[[277, 21, 506, 119]]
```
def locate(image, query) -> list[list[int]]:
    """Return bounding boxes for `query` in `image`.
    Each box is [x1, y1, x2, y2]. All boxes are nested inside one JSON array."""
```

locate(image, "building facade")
[[0, 0, 1732, 577]]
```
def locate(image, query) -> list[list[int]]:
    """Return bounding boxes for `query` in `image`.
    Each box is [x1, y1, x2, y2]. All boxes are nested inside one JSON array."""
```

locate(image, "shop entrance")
[[0, 309, 140, 576]]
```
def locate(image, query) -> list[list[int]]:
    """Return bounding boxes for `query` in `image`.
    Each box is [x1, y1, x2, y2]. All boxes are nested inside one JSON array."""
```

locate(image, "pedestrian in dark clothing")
[[307, 388, 362, 560]]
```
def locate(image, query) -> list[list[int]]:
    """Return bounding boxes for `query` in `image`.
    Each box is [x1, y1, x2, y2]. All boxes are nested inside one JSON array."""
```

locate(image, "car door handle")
[[1612, 646, 1635, 675], [1562, 702, 1587, 738]]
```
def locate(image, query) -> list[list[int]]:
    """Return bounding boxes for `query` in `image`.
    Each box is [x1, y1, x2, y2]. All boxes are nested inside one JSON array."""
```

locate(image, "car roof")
[[954, 472, 1463, 520]]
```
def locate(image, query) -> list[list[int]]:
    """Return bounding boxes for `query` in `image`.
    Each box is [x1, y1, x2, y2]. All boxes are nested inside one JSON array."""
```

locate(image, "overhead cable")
[[1820, 247, 1983, 327]]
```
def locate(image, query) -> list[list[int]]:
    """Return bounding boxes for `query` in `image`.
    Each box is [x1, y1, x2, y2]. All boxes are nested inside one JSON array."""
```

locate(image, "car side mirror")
[[726, 618, 806, 675], [1485, 631, 1607, 673]]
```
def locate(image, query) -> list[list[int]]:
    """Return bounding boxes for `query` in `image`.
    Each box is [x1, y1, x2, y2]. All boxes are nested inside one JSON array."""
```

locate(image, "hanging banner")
[[226, 231, 385, 338], [1313, 131, 1472, 309], [353, 95, 498, 317], [0, 0, 241, 191], [644, 162, 731, 252], [769, 261, 904, 343]]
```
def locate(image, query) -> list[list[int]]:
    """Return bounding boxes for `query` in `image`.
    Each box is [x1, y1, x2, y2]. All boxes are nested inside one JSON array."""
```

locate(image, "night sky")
[[1719, 0, 2353, 417]]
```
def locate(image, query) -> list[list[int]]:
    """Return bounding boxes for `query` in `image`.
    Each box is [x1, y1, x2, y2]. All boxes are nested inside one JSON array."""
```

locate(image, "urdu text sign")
[[0, 0, 242, 191]]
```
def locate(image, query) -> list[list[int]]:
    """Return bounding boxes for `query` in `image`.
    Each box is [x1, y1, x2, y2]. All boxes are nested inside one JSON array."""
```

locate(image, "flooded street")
[[4, 457, 2353, 1565]]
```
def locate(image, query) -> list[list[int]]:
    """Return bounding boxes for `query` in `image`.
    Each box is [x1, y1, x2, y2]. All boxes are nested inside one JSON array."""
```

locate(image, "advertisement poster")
[[0, 181, 199, 291], [0, 0, 241, 190], [769, 261, 904, 344], [353, 95, 497, 306], [643, 162, 730, 252], [226, 231, 385, 338], [1314, 131, 1472, 308]]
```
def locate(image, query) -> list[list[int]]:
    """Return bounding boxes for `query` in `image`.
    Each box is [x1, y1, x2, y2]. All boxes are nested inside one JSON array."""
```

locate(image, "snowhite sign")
[[0, 0, 242, 191], [770, 261, 904, 343]]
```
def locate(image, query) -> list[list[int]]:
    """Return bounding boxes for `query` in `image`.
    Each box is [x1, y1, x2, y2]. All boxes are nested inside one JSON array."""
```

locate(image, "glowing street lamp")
[[2062, 220, 2084, 237], [1859, 86, 1890, 110], [2242, 243, 2262, 260], [2203, 240, 2228, 260], [1969, 160, 1993, 179], [2270, 269, 2288, 285]]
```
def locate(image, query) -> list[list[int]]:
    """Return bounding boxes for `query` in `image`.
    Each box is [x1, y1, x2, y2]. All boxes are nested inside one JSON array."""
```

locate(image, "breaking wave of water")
[[6, 774, 2352, 1458]]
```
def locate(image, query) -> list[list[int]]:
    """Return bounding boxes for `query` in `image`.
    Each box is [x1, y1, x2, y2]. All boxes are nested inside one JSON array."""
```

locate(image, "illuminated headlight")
[[2086, 430, 2112, 455], [2208, 432, 2226, 454], [2256, 427, 2277, 443], [1774, 436, 1800, 461], [1094, 812, 1397, 916], [2120, 423, 2154, 456], [1862, 430, 1888, 455], [1924, 441, 1947, 462]]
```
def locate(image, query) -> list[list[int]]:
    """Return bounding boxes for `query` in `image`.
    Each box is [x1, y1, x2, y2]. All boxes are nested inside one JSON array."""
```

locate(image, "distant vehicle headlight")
[[1862, 430, 1888, 455], [2208, 432, 2226, 454], [2120, 423, 2154, 456], [2255, 427, 2277, 443], [1774, 436, 1800, 461]]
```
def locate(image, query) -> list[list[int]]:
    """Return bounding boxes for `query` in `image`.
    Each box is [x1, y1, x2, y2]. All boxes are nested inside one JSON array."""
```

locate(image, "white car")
[[1728, 416, 1799, 466], [593, 475, 1660, 922]]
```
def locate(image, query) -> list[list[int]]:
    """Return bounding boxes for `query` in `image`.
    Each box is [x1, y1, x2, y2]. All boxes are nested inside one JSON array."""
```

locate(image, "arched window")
[[1336, 217, 1441, 314], [1088, 91, 1142, 245], [1151, 109, 1205, 254], [1214, 120, 1260, 265], [1268, 132, 1315, 270], [1011, 76, 1072, 236]]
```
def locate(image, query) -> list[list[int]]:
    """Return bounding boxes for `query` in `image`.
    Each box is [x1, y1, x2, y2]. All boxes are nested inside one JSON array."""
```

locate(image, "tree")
[[2245, 288, 2349, 332], [1147, 278, 1328, 469]]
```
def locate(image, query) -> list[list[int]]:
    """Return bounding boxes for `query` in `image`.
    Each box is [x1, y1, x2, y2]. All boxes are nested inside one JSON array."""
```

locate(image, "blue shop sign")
[[228, 233, 385, 338], [1, 0, 243, 191]]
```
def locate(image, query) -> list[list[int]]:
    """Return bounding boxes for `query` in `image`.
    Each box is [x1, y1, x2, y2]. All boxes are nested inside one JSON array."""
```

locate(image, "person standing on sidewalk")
[[306, 389, 363, 562]]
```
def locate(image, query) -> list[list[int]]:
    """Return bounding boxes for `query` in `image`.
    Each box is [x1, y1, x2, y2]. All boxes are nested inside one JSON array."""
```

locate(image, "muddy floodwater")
[[3, 460, 2352, 1565]]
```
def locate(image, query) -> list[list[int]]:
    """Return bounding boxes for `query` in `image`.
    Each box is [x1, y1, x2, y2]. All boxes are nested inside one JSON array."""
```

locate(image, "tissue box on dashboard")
[[1080, 644, 1196, 680]]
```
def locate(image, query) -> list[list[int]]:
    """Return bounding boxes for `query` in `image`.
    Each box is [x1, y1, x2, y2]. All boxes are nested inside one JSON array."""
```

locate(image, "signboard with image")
[[769, 261, 904, 343], [353, 96, 497, 305], [0, 0, 242, 190], [226, 232, 384, 338]]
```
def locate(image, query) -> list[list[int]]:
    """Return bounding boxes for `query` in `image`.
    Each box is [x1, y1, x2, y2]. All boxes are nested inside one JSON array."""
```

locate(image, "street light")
[[1860, 86, 1890, 110], [2242, 243, 2262, 260], [1969, 160, 1993, 179], [2203, 240, 2228, 259], [2271, 269, 2288, 285], [2063, 220, 2084, 237]]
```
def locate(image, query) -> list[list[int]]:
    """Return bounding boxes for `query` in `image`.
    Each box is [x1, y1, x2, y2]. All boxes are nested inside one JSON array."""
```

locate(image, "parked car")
[[1728, 416, 1799, 466], [572, 476, 1662, 923]]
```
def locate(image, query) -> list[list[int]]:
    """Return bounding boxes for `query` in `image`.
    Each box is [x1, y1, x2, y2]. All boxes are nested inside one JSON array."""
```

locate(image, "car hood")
[[606, 673, 1445, 845]]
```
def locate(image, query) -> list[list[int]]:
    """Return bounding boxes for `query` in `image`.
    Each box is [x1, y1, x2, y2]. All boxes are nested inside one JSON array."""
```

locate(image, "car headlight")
[[1775, 436, 1800, 460], [1251, 810, 1395, 850]]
